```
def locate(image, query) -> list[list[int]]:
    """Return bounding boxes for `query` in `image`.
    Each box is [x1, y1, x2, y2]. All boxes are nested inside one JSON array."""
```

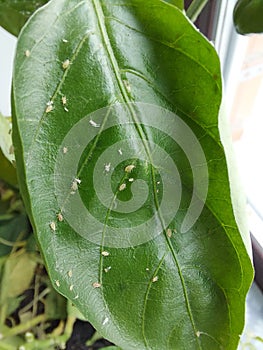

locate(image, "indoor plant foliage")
[[0, 0, 254, 349]]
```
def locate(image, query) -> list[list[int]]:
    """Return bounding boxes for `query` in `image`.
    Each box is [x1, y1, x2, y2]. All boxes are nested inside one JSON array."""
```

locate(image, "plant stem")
[[186, 0, 209, 22], [1, 314, 46, 338], [86, 331, 103, 346]]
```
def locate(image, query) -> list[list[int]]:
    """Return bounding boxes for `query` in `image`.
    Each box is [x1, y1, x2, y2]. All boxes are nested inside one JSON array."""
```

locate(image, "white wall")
[[0, 27, 17, 116]]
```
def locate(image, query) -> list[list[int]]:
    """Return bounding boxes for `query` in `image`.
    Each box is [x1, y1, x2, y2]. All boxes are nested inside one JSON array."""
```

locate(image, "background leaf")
[[0, 0, 48, 36], [163, 0, 184, 9], [233, 0, 263, 35], [0, 213, 30, 257], [12, 0, 253, 349], [0, 114, 17, 185]]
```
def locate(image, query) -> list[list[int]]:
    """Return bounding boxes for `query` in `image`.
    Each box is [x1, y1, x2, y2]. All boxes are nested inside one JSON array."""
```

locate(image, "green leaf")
[[0, 213, 30, 257], [0, 150, 17, 186], [0, 251, 36, 307], [0, 114, 17, 185], [233, 0, 263, 35], [12, 0, 253, 349], [0, 0, 48, 36], [44, 284, 67, 320], [0, 113, 14, 164], [163, 0, 184, 9], [67, 300, 87, 321]]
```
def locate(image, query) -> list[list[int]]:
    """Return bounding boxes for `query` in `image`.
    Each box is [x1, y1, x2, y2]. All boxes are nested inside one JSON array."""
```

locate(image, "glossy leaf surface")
[[233, 0, 263, 35], [12, 0, 253, 349]]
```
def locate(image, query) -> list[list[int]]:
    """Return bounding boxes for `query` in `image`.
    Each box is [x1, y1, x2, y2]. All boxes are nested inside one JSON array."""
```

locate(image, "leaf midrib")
[[92, 1, 201, 348]]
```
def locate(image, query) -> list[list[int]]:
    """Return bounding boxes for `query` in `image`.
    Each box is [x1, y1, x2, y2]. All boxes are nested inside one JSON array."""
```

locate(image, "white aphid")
[[68, 270, 73, 278], [152, 276, 158, 282], [62, 39, 68, 43], [62, 59, 70, 69], [101, 251, 110, 256], [102, 317, 109, 326], [46, 100, 53, 113], [69, 285, 74, 291], [118, 149, 123, 155], [55, 280, 60, 287], [63, 147, 68, 154], [104, 163, 111, 173], [45, 105, 53, 113], [128, 178, 134, 182], [125, 164, 135, 173], [119, 183, 126, 191], [71, 178, 81, 192], [62, 96, 67, 105], [92, 282, 101, 288], [89, 119, 100, 128], [57, 213, 63, 222], [104, 266, 111, 273], [123, 79, 131, 93], [25, 50, 30, 57], [166, 228, 172, 238], [50, 221, 56, 231]]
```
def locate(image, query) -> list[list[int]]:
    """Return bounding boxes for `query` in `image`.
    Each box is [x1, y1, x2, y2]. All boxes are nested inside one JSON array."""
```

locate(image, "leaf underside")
[[12, 1, 253, 349]]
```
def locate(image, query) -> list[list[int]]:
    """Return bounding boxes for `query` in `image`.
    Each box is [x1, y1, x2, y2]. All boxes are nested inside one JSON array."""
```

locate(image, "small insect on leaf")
[[104, 163, 111, 173], [68, 270, 73, 278], [89, 119, 100, 128], [71, 178, 81, 192], [123, 79, 131, 93], [119, 183, 126, 191], [25, 50, 30, 57], [102, 317, 109, 326], [57, 213, 63, 222], [102, 251, 110, 256], [46, 101, 53, 113], [62, 96, 67, 105], [50, 221, 56, 231], [152, 276, 158, 282], [92, 282, 102, 288], [166, 228, 172, 238], [62, 59, 70, 69], [125, 164, 135, 173], [63, 147, 68, 154], [55, 280, 60, 287], [104, 266, 111, 273]]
